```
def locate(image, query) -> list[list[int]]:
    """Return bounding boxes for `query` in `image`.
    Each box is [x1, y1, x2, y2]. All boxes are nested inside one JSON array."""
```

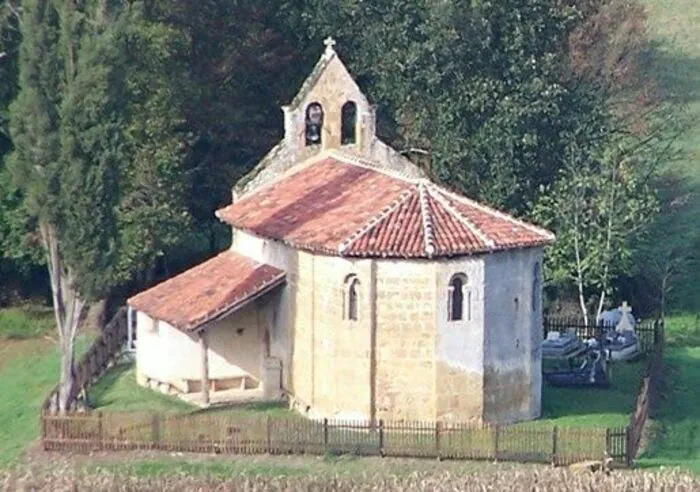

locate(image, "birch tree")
[[533, 128, 668, 322]]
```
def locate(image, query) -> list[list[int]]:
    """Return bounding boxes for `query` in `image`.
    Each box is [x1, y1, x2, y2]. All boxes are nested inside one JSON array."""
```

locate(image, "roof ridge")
[[426, 185, 496, 249], [418, 182, 436, 257], [433, 184, 556, 241], [328, 150, 421, 185], [338, 187, 416, 255]]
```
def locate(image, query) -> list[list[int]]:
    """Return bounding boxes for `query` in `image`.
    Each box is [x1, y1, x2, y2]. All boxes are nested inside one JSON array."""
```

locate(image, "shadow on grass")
[[88, 362, 133, 409], [88, 362, 193, 413], [521, 360, 647, 428], [637, 348, 700, 472], [88, 362, 294, 417], [646, 48, 700, 105]]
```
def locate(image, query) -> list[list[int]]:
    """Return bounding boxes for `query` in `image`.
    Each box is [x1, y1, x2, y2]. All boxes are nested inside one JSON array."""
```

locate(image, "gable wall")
[[287, 56, 373, 159]]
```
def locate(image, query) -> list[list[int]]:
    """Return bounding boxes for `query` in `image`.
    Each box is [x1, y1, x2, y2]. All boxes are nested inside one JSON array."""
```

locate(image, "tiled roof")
[[216, 154, 554, 258], [127, 251, 285, 332]]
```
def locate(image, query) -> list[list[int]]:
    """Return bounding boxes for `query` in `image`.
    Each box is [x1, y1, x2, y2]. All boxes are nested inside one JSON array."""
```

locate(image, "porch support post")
[[127, 306, 134, 351], [200, 329, 210, 406]]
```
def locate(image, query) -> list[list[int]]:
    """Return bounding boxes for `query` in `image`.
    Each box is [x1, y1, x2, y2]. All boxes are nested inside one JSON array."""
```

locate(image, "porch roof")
[[127, 251, 285, 332]]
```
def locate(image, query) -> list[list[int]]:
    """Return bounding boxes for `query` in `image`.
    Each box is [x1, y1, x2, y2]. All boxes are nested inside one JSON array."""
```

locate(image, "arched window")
[[448, 274, 469, 322], [305, 102, 324, 146], [532, 262, 541, 312], [341, 101, 357, 145], [344, 274, 360, 321]]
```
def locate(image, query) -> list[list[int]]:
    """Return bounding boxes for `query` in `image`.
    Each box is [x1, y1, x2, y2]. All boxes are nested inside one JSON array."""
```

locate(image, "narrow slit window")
[[305, 102, 324, 146], [345, 274, 360, 321], [448, 274, 467, 321], [341, 101, 357, 144]]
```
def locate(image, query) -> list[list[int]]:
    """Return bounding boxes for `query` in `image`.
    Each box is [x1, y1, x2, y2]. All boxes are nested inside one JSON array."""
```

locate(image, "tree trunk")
[[58, 338, 75, 412], [596, 290, 606, 322], [40, 222, 86, 414], [573, 214, 589, 325], [660, 272, 669, 320]]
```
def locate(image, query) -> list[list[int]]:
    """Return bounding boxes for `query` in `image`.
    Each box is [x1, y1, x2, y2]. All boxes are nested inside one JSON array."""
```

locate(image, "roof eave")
[[187, 274, 287, 333]]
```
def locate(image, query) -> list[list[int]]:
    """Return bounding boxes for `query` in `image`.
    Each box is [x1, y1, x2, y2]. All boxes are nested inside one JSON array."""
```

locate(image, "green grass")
[[90, 459, 310, 479], [90, 363, 295, 418], [83, 453, 517, 480], [96, 358, 642, 430], [539, 360, 645, 427], [89, 364, 194, 414], [0, 334, 92, 467], [522, 360, 646, 428], [0, 305, 55, 339], [637, 346, 700, 473], [664, 312, 700, 348]]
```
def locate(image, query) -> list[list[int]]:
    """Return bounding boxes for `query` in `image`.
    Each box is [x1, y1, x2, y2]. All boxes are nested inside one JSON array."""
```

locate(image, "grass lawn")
[[637, 347, 700, 473], [94, 358, 644, 430], [0, 304, 101, 468], [636, 313, 700, 473], [664, 312, 700, 348], [529, 359, 646, 428], [89, 363, 295, 418], [79, 453, 532, 480], [0, 332, 93, 468]]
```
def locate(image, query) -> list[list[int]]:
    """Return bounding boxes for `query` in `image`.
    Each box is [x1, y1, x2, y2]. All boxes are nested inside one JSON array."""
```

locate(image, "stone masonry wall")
[[374, 260, 437, 421], [435, 256, 486, 422], [310, 255, 372, 420]]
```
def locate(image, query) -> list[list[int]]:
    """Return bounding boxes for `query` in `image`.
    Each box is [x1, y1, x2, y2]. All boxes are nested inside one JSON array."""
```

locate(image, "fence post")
[[151, 414, 161, 450], [97, 412, 104, 451], [378, 420, 384, 457], [493, 425, 500, 462], [266, 415, 272, 453], [323, 418, 329, 451], [551, 426, 558, 466], [625, 426, 633, 467], [435, 421, 442, 460], [40, 411, 47, 451]]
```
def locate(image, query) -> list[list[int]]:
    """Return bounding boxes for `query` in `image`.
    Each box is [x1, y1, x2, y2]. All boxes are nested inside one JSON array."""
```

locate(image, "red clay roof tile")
[[127, 251, 285, 332], [216, 155, 554, 258]]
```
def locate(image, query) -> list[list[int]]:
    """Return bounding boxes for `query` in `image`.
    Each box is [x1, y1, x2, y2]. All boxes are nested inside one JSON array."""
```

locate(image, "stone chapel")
[[127, 38, 555, 424]]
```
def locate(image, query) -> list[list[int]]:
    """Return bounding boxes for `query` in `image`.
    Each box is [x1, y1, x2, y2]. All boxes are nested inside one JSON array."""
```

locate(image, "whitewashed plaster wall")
[[482, 247, 543, 423]]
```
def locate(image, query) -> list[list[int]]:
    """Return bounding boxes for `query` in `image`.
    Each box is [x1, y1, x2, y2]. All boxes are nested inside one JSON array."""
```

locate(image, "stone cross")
[[323, 36, 336, 53], [616, 301, 634, 332], [619, 301, 631, 316]]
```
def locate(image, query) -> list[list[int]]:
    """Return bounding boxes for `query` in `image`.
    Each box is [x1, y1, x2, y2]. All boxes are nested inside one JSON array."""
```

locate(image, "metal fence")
[[543, 316, 661, 354]]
